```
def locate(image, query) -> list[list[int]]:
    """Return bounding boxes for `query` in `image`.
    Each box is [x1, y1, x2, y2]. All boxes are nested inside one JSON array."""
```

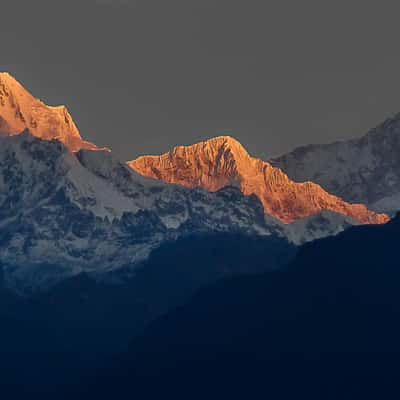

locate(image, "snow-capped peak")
[[0, 72, 106, 152], [270, 112, 400, 214]]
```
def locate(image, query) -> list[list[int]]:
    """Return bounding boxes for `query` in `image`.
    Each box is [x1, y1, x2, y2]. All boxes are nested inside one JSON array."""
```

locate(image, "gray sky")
[[2, 0, 400, 160]]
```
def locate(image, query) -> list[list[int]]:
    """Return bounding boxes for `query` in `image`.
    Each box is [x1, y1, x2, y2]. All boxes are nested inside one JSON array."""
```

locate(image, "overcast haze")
[[2, 0, 400, 160]]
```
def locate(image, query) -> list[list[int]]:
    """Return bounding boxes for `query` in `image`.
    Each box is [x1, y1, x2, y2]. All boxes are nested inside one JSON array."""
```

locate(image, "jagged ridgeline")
[[129, 136, 387, 224]]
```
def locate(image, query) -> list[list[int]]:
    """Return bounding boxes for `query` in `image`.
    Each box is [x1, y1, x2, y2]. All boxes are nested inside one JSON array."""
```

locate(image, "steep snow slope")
[[271, 113, 400, 213], [129, 136, 388, 224]]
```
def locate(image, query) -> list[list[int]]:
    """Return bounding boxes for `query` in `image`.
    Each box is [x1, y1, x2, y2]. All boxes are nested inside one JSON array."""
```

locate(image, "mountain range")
[[0, 72, 392, 292]]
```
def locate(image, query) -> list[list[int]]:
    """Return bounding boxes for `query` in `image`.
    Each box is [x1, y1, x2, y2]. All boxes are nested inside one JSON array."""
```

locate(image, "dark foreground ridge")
[[0, 232, 295, 398], [71, 214, 400, 400]]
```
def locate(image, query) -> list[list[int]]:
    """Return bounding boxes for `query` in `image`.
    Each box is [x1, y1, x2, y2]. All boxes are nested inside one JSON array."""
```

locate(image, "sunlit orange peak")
[[129, 136, 389, 225], [0, 72, 106, 152]]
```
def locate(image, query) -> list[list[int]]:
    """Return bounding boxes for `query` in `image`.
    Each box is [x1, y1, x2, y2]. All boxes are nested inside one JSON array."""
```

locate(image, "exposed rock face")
[[271, 113, 400, 214], [129, 136, 388, 224], [0, 72, 103, 152]]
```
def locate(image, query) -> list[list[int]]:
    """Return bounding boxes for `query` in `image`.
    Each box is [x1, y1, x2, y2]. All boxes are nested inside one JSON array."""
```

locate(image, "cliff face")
[[129, 136, 388, 224], [0, 73, 103, 152]]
